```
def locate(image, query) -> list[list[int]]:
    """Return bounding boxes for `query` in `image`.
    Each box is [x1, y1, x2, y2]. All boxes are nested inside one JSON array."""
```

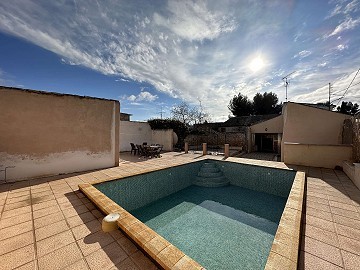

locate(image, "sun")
[[249, 57, 265, 72]]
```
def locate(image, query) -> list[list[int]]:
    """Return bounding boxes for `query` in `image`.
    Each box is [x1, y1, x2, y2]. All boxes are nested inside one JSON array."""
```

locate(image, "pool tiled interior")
[[0, 152, 359, 269]]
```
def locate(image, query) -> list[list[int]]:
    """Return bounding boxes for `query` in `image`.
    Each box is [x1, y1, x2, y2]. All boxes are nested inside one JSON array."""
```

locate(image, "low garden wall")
[[283, 143, 352, 169]]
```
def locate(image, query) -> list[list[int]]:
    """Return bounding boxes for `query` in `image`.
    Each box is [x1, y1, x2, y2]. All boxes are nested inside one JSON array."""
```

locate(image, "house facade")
[[247, 102, 352, 168]]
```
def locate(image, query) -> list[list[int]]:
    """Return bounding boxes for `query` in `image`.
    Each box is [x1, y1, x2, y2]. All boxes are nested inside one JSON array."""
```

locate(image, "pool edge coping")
[[79, 157, 305, 270]]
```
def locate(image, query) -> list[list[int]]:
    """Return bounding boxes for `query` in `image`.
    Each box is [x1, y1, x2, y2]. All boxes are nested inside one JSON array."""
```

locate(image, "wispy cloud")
[[0, 0, 360, 120], [293, 50, 312, 59], [121, 91, 158, 103], [327, 17, 360, 37]]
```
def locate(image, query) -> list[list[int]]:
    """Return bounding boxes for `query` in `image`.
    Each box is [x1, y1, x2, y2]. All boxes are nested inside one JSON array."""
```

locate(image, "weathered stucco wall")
[[283, 143, 352, 169], [250, 115, 283, 134], [0, 87, 119, 181], [282, 102, 350, 145], [119, 121, 174, 151], [151, 130, 174, 151]]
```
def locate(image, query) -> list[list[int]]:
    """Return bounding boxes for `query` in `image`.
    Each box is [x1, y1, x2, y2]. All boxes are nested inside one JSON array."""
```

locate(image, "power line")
[[331, 80, 360, 95], [335, 68, 360, 106]]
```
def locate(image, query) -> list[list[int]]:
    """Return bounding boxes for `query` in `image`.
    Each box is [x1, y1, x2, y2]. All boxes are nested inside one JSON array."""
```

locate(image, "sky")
[[0, 0, 360, 122]]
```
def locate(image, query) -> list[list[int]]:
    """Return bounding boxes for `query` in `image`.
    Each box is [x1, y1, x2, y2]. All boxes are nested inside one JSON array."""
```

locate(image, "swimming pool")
[[90, 159, 302, 269]]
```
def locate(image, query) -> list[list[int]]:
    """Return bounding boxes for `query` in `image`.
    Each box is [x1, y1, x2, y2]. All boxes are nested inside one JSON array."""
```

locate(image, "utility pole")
[[282, 71, 296, 102], [328, 83, 331, 111], [159, 106, 165, 119]]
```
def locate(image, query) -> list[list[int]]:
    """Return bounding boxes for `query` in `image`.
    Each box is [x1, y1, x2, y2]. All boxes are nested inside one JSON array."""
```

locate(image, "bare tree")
[[171, 102, 209, 125]]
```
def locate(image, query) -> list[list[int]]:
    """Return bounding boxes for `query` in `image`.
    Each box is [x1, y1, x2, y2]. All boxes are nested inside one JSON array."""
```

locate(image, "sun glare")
[[249, 57, 265, 72]]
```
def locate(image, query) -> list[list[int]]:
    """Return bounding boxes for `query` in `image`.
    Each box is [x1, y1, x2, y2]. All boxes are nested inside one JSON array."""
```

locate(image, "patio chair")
[[130, 143, 138, 155], [136, 144, 143, 156], [153, 146, 163, 158]]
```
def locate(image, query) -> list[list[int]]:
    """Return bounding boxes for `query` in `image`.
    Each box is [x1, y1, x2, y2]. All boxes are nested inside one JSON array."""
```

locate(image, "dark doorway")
[[254, 134, 277, 153]]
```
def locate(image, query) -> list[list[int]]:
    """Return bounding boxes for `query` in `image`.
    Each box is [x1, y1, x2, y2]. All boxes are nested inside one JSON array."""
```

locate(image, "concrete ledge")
[[265, 171, 306, 270], [343, 161, 360, 190], [283, 143, 352, 169]]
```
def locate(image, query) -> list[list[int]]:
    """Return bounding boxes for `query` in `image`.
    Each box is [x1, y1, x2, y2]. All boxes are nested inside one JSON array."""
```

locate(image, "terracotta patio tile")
[[298, 251, 342, 270], [109, 228, 126, 240], [66, 211, 96, 228], [307, 195, 329, 205], [0, 220, 33, 241], [329, 200, 358, 212], [112, 257, 139, 270], [71, 219, 101, 240], [1, 205, 31, 219], [4, 199, 32, 211], [15, 260, 36, 270], [0, 212, 32, 229], [77, 230, 115, 256], [305, 214, 335, 232], [0, 231, 34, 256], [131, 250, 158, 270], [117, 234, 138, 255], [306, 191, 328, 200], [85, 241, 128, 270], [338, 235, 360, 256], [7, 190, 29, 199], [62, 204, 89, 218], [58, 199, 84, 210], [37, 242, 83, 270], [305, 206, 333, 221], [0, 244, 35, 270], [302, 236, 343, 267], [33, 205, 61, 219], [341, 249, 360, 270], [306, 200, 331, 212], [37, 230, 75, 257], [332, 214, 360, 230], [32, 199, 57, 211], [302, 224, 338, 247], [6, 193, 30, 204], [335, 223, 360, 242], [34, 211, 65, 229], [35, 220, 69, 241], [331, 206, 360, 220], [62, 259, 89, 270]]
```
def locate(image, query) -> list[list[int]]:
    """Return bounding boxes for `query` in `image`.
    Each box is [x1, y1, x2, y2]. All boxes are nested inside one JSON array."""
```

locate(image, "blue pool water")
[[95, 160, 296, 269], [132, 185, 286, 270]]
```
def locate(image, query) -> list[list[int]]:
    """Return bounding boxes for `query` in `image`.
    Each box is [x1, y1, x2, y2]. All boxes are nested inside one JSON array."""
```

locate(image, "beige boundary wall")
[[343, 161, 360, 190], [0, 87, 119, 181], [283, 143, 352, 169], [282, 102, 350, 145], [281, 103, 351, 168], [119, 121, 174, 151]]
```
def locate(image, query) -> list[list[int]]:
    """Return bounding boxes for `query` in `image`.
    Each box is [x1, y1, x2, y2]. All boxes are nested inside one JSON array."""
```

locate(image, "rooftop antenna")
[[159, 106, 165, 119], [282, 71, 296, 102]]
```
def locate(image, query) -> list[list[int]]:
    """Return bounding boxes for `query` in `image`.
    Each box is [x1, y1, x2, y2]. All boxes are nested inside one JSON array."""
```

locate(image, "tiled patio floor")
[[0, 152, 360, 269]]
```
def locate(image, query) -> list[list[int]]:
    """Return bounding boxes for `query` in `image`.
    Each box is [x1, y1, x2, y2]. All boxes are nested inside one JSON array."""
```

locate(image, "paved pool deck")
[[0, 152, 359, 269]]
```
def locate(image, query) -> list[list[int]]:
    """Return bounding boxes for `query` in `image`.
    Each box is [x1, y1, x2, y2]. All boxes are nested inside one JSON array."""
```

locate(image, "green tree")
[[337, 101, 359, 115], [253, 92, 281, 115], [228, 93, 253, 116]]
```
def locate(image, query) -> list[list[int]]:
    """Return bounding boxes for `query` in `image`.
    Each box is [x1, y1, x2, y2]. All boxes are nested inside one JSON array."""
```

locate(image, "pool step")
[[194, 162, 229, 187]]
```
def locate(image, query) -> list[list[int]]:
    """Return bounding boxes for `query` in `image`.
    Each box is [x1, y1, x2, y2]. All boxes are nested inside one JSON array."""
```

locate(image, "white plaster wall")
[[119, 121, 152, 151], [0, 151, 114, 181], [119, 121, 174, 151]]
